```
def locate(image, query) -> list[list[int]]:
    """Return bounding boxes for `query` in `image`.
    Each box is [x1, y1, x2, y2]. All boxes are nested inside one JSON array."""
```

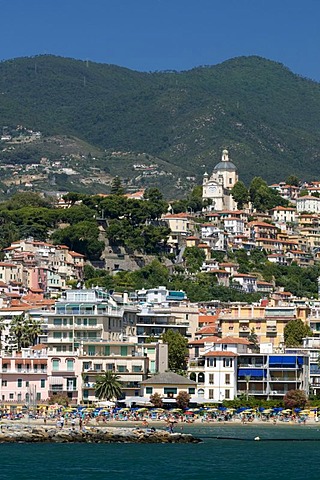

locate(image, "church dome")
[[213, 149, 237, 172]]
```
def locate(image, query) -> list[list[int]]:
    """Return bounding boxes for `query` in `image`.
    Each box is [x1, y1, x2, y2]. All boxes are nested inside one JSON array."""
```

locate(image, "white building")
[[296, 196, 320, 214], [202, 149, 238, 212]]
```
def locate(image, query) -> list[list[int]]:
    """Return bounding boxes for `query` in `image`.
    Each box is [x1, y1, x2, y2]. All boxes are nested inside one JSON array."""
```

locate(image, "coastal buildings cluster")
[[1, 149, 320, 410], [0, 284, 320, 408]]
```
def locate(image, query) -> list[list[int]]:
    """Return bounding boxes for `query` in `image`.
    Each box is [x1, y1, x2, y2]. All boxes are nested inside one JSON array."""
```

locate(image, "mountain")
[[1, 54, 320, 196]]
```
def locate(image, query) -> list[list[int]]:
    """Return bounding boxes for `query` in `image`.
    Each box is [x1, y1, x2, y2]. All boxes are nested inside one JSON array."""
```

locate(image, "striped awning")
[[49, 377, 64, 385]]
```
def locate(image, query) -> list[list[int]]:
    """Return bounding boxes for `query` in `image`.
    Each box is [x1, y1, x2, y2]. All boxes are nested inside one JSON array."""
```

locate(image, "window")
[[105, 346, 110, 356], [88, 346, 96, 356], [36, 393, 41, 401], [209, 374, 214, 385], [17, 363, 22, 371], [146, 387, 153, 394], [225, 374, 230, 385], [209, 389, 214, 399], [53, 332, 62, 339], [53, 318, 62, 326], [225, 389, 230, 399], [94, 364, 102, 371], [67, 359, 74, 371], [117, 366, 126, 373], [188, 388, 195, 395], [52, 359, 60, 371], [26, 381, 29, 387], [150, 360, 156, 373], [9, 393, 14, 400], [2, 380, 7, 387], [147, 348, 155, 355], [40, 379, 46, 388], [223, 358, 233, 368], [133, 365, 142, 372], [207, 358, 216, 368], [17, 379, 22, 388], [164, 387, 177, 395]]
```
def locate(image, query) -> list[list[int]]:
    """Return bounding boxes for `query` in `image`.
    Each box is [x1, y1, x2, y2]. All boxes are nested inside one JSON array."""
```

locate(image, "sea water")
[[1, 425, 320, 480]]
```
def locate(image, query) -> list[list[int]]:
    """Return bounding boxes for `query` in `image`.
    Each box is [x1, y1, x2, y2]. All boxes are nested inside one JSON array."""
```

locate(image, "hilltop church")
[[202, 149, 238, 211]]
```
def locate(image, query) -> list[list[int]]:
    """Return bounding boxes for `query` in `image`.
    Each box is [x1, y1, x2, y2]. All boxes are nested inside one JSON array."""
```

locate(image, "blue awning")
[[238, 369, 266, 377], [269, 356, 296, 365]]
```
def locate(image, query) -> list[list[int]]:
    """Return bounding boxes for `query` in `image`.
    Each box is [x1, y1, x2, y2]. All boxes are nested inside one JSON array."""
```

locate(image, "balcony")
[[269, 376, 299, 382], [189, 359, 205, 368], [237, 390, 267, 396]]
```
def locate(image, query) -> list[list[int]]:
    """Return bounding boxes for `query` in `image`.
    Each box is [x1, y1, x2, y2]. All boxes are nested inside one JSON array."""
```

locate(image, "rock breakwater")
[[0, 425, 201, 444]]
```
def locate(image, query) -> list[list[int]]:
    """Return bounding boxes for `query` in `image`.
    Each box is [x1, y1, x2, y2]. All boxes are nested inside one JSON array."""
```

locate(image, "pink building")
[[0, 346, 48, 404]]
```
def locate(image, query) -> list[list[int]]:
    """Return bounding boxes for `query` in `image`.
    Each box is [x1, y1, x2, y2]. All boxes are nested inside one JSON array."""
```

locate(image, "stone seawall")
[[0, 426, 201, 444]]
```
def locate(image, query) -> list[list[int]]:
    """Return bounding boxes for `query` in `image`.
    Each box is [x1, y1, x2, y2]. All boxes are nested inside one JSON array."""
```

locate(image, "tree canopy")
[[284, 319, 312, 347]]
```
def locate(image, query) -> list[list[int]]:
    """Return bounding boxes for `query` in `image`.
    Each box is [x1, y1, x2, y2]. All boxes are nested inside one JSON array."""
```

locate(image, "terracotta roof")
[[69, 251, 85, 257], [195, 326, 218, 335], [233, 273, 257, 279], [163, 213, 190, 219], [272, 206, 296, 211], [248, 221, 277, 228], [204, 351, 238, 357], [189, 336, 220, 345], [198, 314, 219, 324], [215, 337, 251, 345]]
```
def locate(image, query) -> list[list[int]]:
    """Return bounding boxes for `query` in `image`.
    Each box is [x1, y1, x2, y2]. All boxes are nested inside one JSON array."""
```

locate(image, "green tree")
[[175, 391, 190, 410], [248, 328, 259, 352], [51, 221, 104, 260], [286, 175, 299, 187], [284, 319, 312, 347], [162, 330, 188, 373], [249, 177, 288, 211], [110, 176, 124, 195], [298, 189, 309, 197], [231, 181, 249, 209], [94, 371, 122, 401], [183, 247, 206, 273], [283, 389, 308, 409]]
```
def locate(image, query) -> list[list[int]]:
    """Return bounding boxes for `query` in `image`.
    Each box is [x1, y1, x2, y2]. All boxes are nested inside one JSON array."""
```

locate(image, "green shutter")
[[120, 346, 128, 356]]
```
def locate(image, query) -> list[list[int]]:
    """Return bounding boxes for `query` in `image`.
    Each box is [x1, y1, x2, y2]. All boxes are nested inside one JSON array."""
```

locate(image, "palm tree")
[[9, 315, 42, 351], [94, 371, 122, 401], [0, 320, 6, 351], [24, 319, 42, 347], [245, 375, 251, 401], [10, 315, 25, 351]]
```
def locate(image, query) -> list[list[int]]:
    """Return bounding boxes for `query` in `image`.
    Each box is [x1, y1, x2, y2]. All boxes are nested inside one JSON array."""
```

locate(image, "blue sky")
[[1, 0, 320, 80]]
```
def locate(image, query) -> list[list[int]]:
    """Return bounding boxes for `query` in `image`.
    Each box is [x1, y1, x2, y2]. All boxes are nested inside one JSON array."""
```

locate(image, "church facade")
[[202, 149, 238, 211]]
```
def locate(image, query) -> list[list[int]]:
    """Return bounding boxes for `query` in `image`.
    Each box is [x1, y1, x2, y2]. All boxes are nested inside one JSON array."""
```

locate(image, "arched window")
[[198, 372, 205, 384], [198, 389, 205, 398]]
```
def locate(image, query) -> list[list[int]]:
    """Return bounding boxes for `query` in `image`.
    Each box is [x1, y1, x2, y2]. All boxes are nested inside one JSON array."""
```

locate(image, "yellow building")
[[219, 304, 310, 349]]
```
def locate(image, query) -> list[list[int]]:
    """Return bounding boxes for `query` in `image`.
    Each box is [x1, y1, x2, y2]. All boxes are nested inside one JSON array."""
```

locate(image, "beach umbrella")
[[137, 408, 148, 413]]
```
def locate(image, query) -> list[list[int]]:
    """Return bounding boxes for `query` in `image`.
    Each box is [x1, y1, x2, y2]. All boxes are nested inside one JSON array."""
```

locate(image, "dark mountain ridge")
[[1, 54, 320, 187]]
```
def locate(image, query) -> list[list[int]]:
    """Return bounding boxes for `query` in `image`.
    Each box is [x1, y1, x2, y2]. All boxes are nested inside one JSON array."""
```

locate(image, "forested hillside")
[[1, 55, 320, 188]]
